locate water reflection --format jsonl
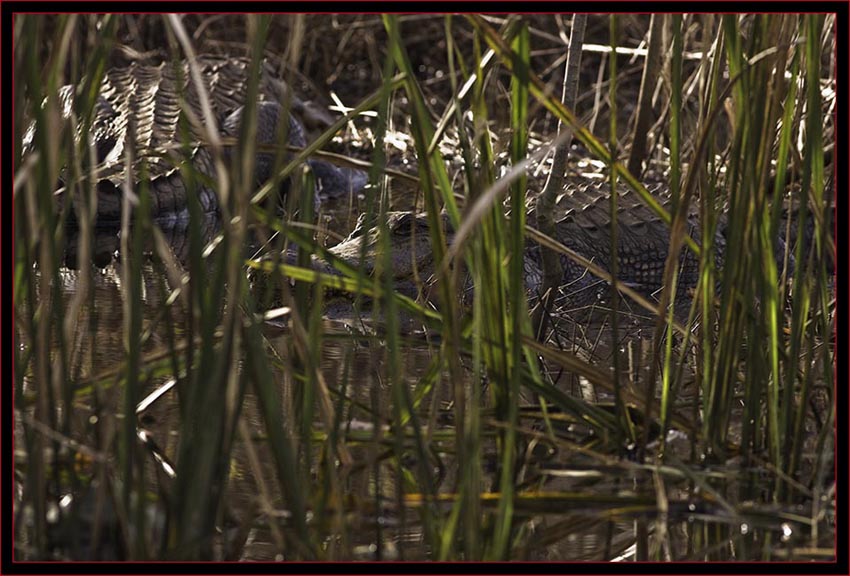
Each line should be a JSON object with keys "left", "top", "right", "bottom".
{"left": 17, "top": 203, "right": 834, "bottom": 561}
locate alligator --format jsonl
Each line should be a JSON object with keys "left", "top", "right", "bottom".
{"left": 293, "top": 176, "right": 832, "bottom": 318}
{"left": 22, "top": 55, "right": 367, "bottom": 228}
{"left": 301, "top": 180, "right": 704, "bottom": 314}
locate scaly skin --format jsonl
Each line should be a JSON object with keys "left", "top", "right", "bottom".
{"left": 24, "top": 56, "right": 366, "bottom": 227}
{"left": 315, "top": 180, "right": 712, "bottom": 310}
{"left": 309, "top": 176, "right": 828, "bottom": 314}
{"left": 527, "top": 178, "right": 714, "bottom": 309}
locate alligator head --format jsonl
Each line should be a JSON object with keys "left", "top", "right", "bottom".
{"left": 301, "top": 210, "right": 545, "bottom": 304}
{"left": 309, "top": 211, "right": 452, "bottom": 300}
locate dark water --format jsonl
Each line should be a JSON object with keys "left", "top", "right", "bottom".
{"left": 15, "top": 200, "right": 835, "bottom": 562}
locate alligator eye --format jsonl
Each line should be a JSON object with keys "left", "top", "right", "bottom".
{"left": 392, "top": 213, "right": 415, "bottom": 235}
{"left": 391, "top": 213, "right": 434, "bottom": 238}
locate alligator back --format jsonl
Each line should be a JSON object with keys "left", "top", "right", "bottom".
{"left": 527, "top": 178, "right": 711, "bottom": 309}
{"left": 27, "top": 56, "right": 353, "bottom": 227}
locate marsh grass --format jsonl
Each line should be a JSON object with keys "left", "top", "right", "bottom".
{"left": 13, "top": 13, "right": 835, "bottom": 561}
